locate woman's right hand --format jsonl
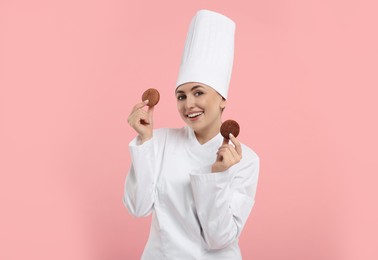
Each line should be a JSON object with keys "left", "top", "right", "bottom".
{"left": 127, "top": 100, "right": 154, "bottom": 144}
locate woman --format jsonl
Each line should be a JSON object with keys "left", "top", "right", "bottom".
{"left": 124, "top": 10, "right": 259, "bottom": 259}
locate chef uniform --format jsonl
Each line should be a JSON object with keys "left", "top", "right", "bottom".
{"left": 124, "top": 10, "right": 260, "bottom": 259}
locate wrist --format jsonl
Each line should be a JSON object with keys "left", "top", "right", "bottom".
{"left": 139, "top": 134, "right": 152, "bottom": 144}
{"left": 211, "top": 164, "right": 221, "bottom": 173}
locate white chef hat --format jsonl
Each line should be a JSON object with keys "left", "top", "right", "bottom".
{"left": 176, "top": 9, "right": 235, "bottom": 99}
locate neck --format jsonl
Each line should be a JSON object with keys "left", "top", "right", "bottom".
{"left": 194, "top": 121, "right": 222, "bottom": 144}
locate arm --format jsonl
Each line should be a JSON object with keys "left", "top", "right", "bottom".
{"left": 123, "top": 136, "right": 158, "bottom": 217}
{"left": 190, "top": 149, "right": 260, "bottom": 250}
{"left": 123, "top": 100, "right": 158, "bottom": 217}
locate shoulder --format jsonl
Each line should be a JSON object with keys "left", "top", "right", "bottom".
{"left": 233, "top": 142, "right": 260, "bottom": 176}
{"left": 152, "top": 126, "right": 188, "bottom": 142}
{"left": 150, "top": 127, "right": 188, "bottom": 152}
{"left": 153, "top": 126, "right": 186, "bottom": 136}
{"left": 232, "top": 142, "right": 260, "bottom": 184}
{"left": 240, "top": 142, "right": 259, "bottom": 163}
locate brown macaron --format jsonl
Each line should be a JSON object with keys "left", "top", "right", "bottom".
{"left": 142, "top": 88, "right": 160, "bottom": 107}
{"left": 220, "top": 120, "right": 240, "bottom": 139}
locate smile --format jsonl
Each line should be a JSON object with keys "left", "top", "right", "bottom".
{"left": 187, "top": 112, "right": 203, "bottom": 118}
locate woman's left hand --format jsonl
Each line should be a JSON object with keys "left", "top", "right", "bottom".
{"left": 212, "top": 134, "right": 242, "bottom": 173}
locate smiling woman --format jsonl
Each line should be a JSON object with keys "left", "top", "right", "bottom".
{"left": 176, "top": 83, "right": 226, "bottom": 144}
{"left": 124, "top": 9, "right": 260, "bottom": 259}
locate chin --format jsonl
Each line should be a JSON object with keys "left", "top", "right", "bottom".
{"left": 191, "top": 124, "right": 206, "bottom": 134}
{"left": 185, "top": 121, "right": 199, "bottom": 131}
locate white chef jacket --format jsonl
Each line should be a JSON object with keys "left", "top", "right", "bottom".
{"left": 123, "top": 126, "right": 259, "bottom": 259}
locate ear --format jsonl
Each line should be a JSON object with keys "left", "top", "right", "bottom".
{"left": 220, "top": 98, "right": 227, "bottom": 109}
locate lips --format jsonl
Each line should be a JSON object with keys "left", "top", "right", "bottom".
{"left": 187, "top": 112, "right": 203, "bottom": 118}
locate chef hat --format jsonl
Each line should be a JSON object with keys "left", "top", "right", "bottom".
{"left": 176, "top": 9, "right": 235, "bottom": 99}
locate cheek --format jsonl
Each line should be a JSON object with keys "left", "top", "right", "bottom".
{"left": 196, "top": 96, "right": 206, "bottom": 106}
{"left": 177, "top": 102, "right": 184, "bottom": 113}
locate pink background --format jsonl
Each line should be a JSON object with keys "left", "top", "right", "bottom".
{"left": 1, "top": 0, "right": 377, "bottom": 259}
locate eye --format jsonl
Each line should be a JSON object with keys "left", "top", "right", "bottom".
{"left": 194, "top": 91, "right": 204, "bottom": 97}
{"left": 177, "top": 94, "right": 186, "bottom": 101}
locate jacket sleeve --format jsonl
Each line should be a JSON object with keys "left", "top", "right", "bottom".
{"left": 123, "top": 134, "right": 160, "bottom": 218}
{"left": 189, "top": 149, "right": 260, "bottom": 250}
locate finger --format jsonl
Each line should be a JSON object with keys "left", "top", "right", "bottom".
{"left": 139, "top": 111, "right": 150, "bottom": 125}
{"left": 227, "top": 146, "right": 240, "bottom": 162}
{"left": 217, "top": 147, "right": 228, "bottom": 153}
{"left": 129, "top": 112, "right": 147, "bottom": 126}
{"left": 147, "top": 104, "right": 154, "bottom": 114}
{"left": 128, "top": 111, "right": 141, "bottom": 125}
{"left": 131, "top": 100, "right": 149, "bottom": 113}
{"left": 221, "top": 146, "right": 240, "bottom": 165}
{"left": 130, "top": 109, "right": 149, "bottom": 125}
{"left": 220, "top": 149, "right": 234, "bottom": 165}
{"left": 219, "top": 143, "right": 232, "bottom": 150}
{"left": 147, "top": 105, "right": 154, "bottom": 122}
{"left": 216, "top": 149, "right": 225, "bottom": 158}
{"left": 217, "top": 148, "right": 232, "bottom": 161}
{"left": 216, "top": 150, "right": 225, "bottom": 162}
{"left": 229, "top": 133, "right": 242, "bottom": 157}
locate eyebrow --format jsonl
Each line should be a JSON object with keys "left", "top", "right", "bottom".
{"left": 175, "top": 85, "right": 203, "bottom": 94}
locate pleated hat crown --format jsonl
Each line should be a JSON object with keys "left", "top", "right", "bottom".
{"left": 176, "top": 10, "right": 235, "bottom": 99}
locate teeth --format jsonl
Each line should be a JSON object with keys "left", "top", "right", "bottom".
{"left": 188, "top": 112, "right": 203, "bottom": 118}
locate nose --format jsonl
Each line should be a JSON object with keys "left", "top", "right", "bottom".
{"left": 184, "top": 95, "right": 195, "bottom": 110}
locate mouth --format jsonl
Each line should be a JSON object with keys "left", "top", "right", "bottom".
{"left": 186, "top": 111, "right": 204, "bottom": 120}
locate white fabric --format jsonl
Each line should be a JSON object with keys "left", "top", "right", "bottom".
{"left": 176, "top": 10, "right": 235, "bottom": 99}
{"left": 124, "top": 126, "right": 259, "bottom": 259}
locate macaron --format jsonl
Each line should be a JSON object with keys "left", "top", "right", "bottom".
{"left": 142, "top": 88, "right": 160, "bottom": 107}
{"left": 220, "top": 120, "right": 240, "bottom": 139}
